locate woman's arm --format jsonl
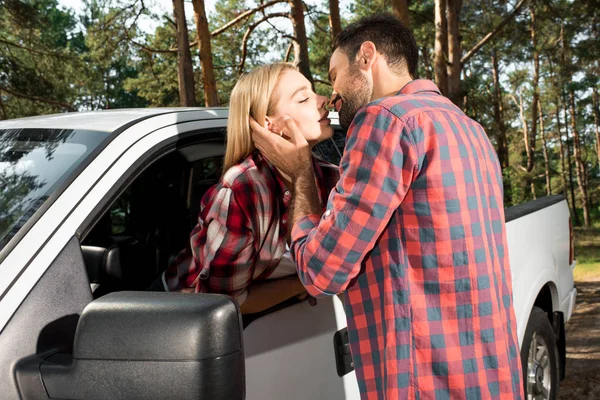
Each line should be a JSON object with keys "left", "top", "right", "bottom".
{"left": 191, "top": 186, "right": 257, "bottom": 303}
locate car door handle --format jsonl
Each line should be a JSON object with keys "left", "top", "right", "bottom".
{"left": 333, "top": 327, "right": 354, "bottom": 377}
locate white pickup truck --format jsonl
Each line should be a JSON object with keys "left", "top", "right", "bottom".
{"left": 0, "top": 109, "right": 577, "bottom": 400}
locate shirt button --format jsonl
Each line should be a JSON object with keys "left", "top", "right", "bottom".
{"left": 282, "top": 219, "right": 287, "bottom": 224}
{"left": 324, "top": 210, "right": 331, "bottom": 217}
{"left": 284, "top": 190, "right": 291, "bottom": 197}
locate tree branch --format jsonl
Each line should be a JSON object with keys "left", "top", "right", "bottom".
{"left": 211, "top": 0, "right": 287, "bottom": 37}
{"left": 461, "top": 0, "right": 528, "bottom": 64}
{"left": 101, "top": 1, "right": 139, "bottom": 28}
{"left": 129, "top": 40, "right": 171, "bottom": 53}
{"left": 238, "top": 12, "right": 290, "bottom": 73}
{"left": 305, "top": 8, "right": 329, "bottom": 35}
{"left": 285, "top": 42, "right": 293, "bottom": 62}
{"left": 313, "top": 79, "right": 332, "bottom": 87}
{"left": 164, "top": 16, "right": 176, "bottom": 28}
{"left": 0, "top": 85, "right": 75, "bottom": 111}
{"left": 0, "top": 37, "right": 73, "bottom": 58}
{"left": 260, "top": 5, "right": 292, "bottom": 38}
{"left": 129, "top": 38, "right": 199, "bottom": 54}
{"left": 0, "top": 91, "right": 8, "bottom": 120}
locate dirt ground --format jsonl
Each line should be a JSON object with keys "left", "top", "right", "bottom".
{"left": 557, "top": 280, "right": 600, "bottom": 399}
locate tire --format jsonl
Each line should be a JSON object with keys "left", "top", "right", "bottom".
{"left": 520, "top": 307, "right": 560, "bottom": 400}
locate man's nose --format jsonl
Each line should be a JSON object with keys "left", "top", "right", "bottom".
{"left": 328, "top": 92, "right": 339, "bottom": 110}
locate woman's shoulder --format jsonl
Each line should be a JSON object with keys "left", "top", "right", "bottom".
{"left": 221, "top": 152, "right": 274, "bottom": 190}
{"left": 199, "top": 153, "right": 278, "bottom": 222}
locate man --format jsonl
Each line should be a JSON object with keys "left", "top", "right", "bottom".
{"left": 251, "top": 14, "right": 523, "bottom": 400}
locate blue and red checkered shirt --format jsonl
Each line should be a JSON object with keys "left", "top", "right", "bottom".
{"left": 291, "top": 80, "right": 523, "bottom": 399}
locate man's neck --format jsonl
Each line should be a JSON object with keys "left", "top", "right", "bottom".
{"left": 371, "top": 74, "right": 413, "bottom": 101}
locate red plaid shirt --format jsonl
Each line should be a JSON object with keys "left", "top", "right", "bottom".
{"left": 163, "top": 152, "right": 337, "bottom": 304}
{"left": 292, "top": 80, "right": 523, "bottom": 399}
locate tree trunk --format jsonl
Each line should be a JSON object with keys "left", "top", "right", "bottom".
{"left": 391, "top": 0, "right": 410, "bottom": 28}
{"left": 461, "top": 67, "right": 468, "bottom": 113}
{"left": 491, "top": 47, "right": 508, "bottom": 169}
{"left": 510, "top": 91, "right": 532, "bottom": 172}
{"left": 563, "top": 92, "right": 579, "bottom": 226}
{"left": 0, "top": 91, "right": 7, "bottom": 119}
{"left": 447, "top": 0, "right": 462, "bottom": 105}
{"left": 434, "top": 0, "right": 448, "bottom": 95}
{"left": 538, "top": 99, "right": 551, "bottom": 195}
{"left": 559, "top": 22, "right": 579, "bottom": 226}
{"left": 527, "top": 0, "right": 539, "bottom": 172}
{"left": 192, "top": 0, "right": 219, "bottom": 106}
{"left": 491, "top": 49, "right": 510, "bottom": 205}
{"left": 173, "top": 0, "right": 196, "bottom": 106}
{"left": 289, "top": 0, "right": 313, "bottom": 86}
{"left": 328, "top": 0, "right": 342, "bottom": 44}
{"left": 555, "top": 100, "right": 572, "bottom": 217}
{"left": 568, "top": 89, "right": 591, "bottom": 227}
{"left": 421, "top": 46, "right": 433, "bottom": 80}
{"left": 593, "top": 87, "right": 600, "bottom": 167}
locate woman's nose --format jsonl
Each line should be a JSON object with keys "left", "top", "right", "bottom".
{"left": 317, "top": 94, "right": 327, "bottom": 109}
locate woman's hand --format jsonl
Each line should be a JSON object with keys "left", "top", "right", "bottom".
{"left": 250, "top": 116, "right": 313, "bottom": 180}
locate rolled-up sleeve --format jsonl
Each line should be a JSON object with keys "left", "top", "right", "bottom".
{"left": 291, "top": 105, "right": 418, "bottom": 296}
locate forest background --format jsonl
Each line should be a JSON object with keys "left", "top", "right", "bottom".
{"left": 1, "top": 0, "right": 599, "bottom": 231}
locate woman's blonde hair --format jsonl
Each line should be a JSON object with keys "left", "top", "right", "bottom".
{"left": 223, "top": 62, "right": 297, "bottom": 173}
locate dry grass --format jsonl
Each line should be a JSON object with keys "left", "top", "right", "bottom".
{"left": 573, "top": 226, "right": 600, "bottom": 282}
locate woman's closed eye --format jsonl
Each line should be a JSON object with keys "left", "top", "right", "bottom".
{"left": 299, "top": 97, "right": 309, "bottom": 104}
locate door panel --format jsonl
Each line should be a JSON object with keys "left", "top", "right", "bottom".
{"left": 244, "top": 295, "right": 360, "bottom": 400}
{"left": 0, "top": 237, "right": 92, "bottom": 398}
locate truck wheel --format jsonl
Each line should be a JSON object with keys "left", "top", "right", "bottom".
{"left": 521, "top": 307, "right": 560, "bottom": 400}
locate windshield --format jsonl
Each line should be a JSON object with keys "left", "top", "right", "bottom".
{"left": 0, "top": 128, "right": 110, "bottom": 252}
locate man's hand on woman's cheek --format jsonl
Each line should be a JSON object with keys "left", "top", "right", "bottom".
{"left": 250, "top": 116, "right": 313, "bottom": 179}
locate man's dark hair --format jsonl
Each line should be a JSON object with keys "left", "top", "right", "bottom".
{"left": 333, "top": 14, "right": 418, "bottom": 78}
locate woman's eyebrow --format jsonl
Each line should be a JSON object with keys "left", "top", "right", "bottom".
{"left": 290, "top": 85, "right": 309, "bottom": 99}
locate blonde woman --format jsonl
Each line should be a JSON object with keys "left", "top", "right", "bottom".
{"left": 160, "top": 63, "right": 338, "bottom": 313}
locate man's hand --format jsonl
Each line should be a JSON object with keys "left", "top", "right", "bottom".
{"left": 250, "top": 116, "right": 312, "bottom": 180}
{"left": 251, "top": 115, "right": 321, "bottom": 233}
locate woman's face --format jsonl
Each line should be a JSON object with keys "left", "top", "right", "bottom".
{"left": 267, "top": 70, "right": 333, "bottom": 146}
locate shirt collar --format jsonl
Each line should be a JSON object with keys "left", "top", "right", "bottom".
{"left": 397, "top": 79, "right": 441, "bottom": 96}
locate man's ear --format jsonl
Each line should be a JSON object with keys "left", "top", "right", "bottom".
{"left": 357, "top": 41, "right": 377, "bottom": 71}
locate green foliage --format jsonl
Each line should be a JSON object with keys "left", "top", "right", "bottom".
{"left": 0, "top": 0, "right": 81, "bottom": 117}
{"left": 208, "top": 0, "right": 277, "bottom": 105}
{"left": 125, "top": 22, "right": 180, "bottom": 107}
{"left": 305, "top": 3, "right": 335, "bottom": 96}
{"left": 0, "top": 0, "right": 598, "bottom": 225}
{"left": 77, "top": 0, "right": 148, "bottom": 109}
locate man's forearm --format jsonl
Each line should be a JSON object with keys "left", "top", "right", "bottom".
{"left": 291, "top": 164, "right": 322, "bottom": 226}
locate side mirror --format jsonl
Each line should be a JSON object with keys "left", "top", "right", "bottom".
{"left": 17, "top": 292, "right": 245, "bottom": 399}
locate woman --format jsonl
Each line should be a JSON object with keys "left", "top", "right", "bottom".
{"left": 161, "top": 63, "right": 338, "bottom": 313}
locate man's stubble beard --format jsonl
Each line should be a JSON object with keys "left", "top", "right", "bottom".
{"left": 339, "top": 65, "right": 372, "bottom": 131}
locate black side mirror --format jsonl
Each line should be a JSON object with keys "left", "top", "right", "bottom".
{"left": 16, "top": 292, "right": 245, "bottom": 400}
